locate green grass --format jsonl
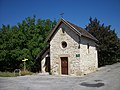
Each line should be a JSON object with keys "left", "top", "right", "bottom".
{"left": 0, "top": 71, "right": 14, "bottom": 77}
{"left": 0, "top": 70, "right": 33, "bottom": 77}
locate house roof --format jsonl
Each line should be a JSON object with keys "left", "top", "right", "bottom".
{"left": 36, "top": 44, "right": 50, "bottom": 61}
{"left": 46, "top": 18, "right": 98, "bottom": 42}
{"left": 36, "top": 18, "right": 98, "bottom": 61}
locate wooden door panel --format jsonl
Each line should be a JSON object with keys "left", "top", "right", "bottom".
{"left": 61, "top": 57, "right": 68, "bottom": 75}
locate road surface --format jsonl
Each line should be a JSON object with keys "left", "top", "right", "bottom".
{"left": 0, "top": 63, "right": 120, "bottom": 90}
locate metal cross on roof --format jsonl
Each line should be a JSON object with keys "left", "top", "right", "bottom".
{"left": 60, "top": 13, "right": 64, "bottom": 18}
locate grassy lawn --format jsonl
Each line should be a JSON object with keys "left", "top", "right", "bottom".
{"left": 0, "top": 71, "right": 33, "bottom": 77}
{"left": 0, "top": 72, "right": 14, "bottom": 77}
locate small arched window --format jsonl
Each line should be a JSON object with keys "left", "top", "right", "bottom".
{"left": 87, "top": 43, "right": 90, "bottom": 53}
{"left": 61, "top": 28, "right": 65, "bottom": 33}
{"left": 87, "top": 43, "right": 89, "bottom": 49}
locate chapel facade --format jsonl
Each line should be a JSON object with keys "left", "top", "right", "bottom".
{"left": 37, "top": 18, "right": 98, "bottom": 76}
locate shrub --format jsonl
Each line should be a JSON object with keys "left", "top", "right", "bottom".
{"left": 21, "top": 70, "right": 33, "bottom": 76}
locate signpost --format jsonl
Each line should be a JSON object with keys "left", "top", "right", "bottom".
{"left": 22, "top": 58, "right": 28, "bottom": 71}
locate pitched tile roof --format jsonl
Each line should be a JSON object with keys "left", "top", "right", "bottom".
{"left": 47, "top": 18, "right": 98, "bottom": 42}
{"left": 36, "top": 18, "right": 98, "bottom": 60}
{"left": 66, "top": 20, "right": 98, "bottom": 41}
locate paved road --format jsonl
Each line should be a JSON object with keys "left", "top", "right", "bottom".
{"left": 0, "top": 63, "right": 120, "bottom": 90}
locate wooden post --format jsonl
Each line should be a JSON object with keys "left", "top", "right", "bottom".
{"left": 24, "top": 61, "right": 26, "bottom": 72}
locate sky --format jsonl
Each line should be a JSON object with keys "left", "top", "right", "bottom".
{"left": 0, "top": 0, "right": 120, "bottom": 37}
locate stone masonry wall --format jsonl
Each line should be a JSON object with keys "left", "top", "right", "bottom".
{"left": 80, "top": 37, "right": 98, "bottom": 75}
{"left": 50, "top": 23, "right": 98, "bottom": 76}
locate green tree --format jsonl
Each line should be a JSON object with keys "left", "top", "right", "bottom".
{"left": 0, "top": 16, "right": 57, "bottom": 72}
{"left": 86, "top": 17, "right": 120, "bottom": 66}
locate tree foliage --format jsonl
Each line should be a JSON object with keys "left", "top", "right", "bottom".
{"left": 0, "top": 16, "right": 57, "bottom": 72}
{"left": 86, "top": 17, "right": 120, "bottom": 66}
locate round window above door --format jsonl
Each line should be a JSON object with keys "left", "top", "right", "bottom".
{"left": 61, "top": 41, "right": 67, "bottom": 48}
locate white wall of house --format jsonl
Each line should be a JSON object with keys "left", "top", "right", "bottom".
{"left": 80, "top": 37, "right": 98, "bottom": 74}
{"left": 41, "top": 49, "right": 50, "bottom": 73}
{"left": 41, "top": 57, "right": 46, "bottom": 73}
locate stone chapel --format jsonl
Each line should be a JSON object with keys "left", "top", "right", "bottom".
{"left": 37, "top": 18, "right": 98, "bottom": 76}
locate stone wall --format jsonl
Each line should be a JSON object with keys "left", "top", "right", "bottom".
{"left": 80, "top": 37, "right": 98, "bottom": 75}
{"left": 50, "top": 23, "right": 98, "bottom": 76}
